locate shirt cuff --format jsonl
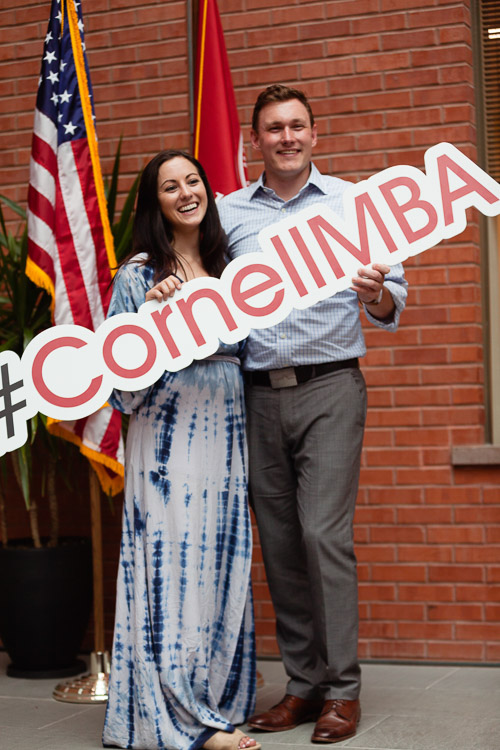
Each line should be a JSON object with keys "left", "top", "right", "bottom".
{"left": 363, "top": 279, "right": 408, "bottom": 331}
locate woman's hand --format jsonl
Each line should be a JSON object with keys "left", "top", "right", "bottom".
{"left": 145, "top": 275, "right": 183, "bottom": 302}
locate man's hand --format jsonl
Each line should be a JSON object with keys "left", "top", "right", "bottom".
{"left": 351, "top": 263, "right": 395, "bottom": 319}
{"left": 145, "top": 275, "right": 183, "bottom": 302}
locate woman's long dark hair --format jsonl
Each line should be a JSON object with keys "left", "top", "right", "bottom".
{"left": 120, "top": 150, "right": 227, "bottom": 281}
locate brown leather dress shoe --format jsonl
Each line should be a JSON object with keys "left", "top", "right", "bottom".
{"left": 311, "top": 699, "right": 361, "bottom": 743}
{"left": 247, "top": 694, "right": 324, "bottom": 732}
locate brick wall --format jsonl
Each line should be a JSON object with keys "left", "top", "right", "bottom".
{"left": 1, "top": 0, "right": 499, "bottom": 663}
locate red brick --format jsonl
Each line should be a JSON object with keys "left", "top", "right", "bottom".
{"left": 422, "top": 447, "right": 452, "bottom": 465}
{"left": 368, "top": 488, "right": 423, "bottom": 504}
{"left": 456, "top": 585, "right": 500, "bottom": 602}
{"left": 456, "top": 623, "right": 500, "bottom": 640}
{"left": 381, "top": 0, "right": 437, "bottom": 9}
{"left": 455, "top": 546, "right": 500, "bottom": 564}
{"left": 398, "top": 545, "right": 453, "bottom": 563}
{"left": 427, "top": 526, "right": 484, "bottom": 544}
{"left": 484, "top": 488, "right": 500, "bottom": 504}
{"left": 408, "top": 6, "right": 469, "bottom": 29}
{"left": 358, "top": 584, "right": 397, "bottom": 601}
{"left": 455, "top": 507, "right": 500, "bottom": 524}
{"left": 326, "top": 0, "right": 381, "bottom": 18}
{"left": 370, "top": 640, "right": 426, "bottom": 659}
{"left": 413, "top": 84, "right": 474, "bottom": 107}
{"left": 273, "top": 42, "right": 322, "bottom": 64}
{"left": 399, "top": 622, "right": 453, "bottom": 640}
{"left": 356, "top": 51, "right": 410, "bottom": 73}
{"left": 371, "top": 526, "right": 425, "bottom": 543}
{"left": 397, "top": 507, "right": 452, "bottom": 524}
{"left": 396, "top": 467, "right": 452, "bottom": 485}
{"left": 382, "top": 29, "right": 438, "bottom": 51}
{"left": 355, "top": 12, "right": 407, "bottom": 34}
{"left": 247, "top": 25, "right": 298, "bottom": 46}
{"left": 222, "top": 9, "right": 270, "bottom": 30}
{"left": 394, "top": 388, "right": 451, "bottom": 407}
{"left": 454, "top": 468, "right": 499, "bottom": 486}
{"left": 427, "top": 642, "right": 484, "bottom": 660}
{"left": 365, "top": 448, "right": 421, "bottom": 467}
{"left": 426, "top": 486, "right": 482, "bottom": 504}
{"left": 357, "top": 130, "right": 413, "bottom": 151}
{"left": 356, "top": 545, "right": 396, "bottom": 561}
{"left": 371, "top": 603, "right": 425, "bottom": 619}
{"left": 439, "top": 64, "right": 474, "bottom": 84}
{"left": 485, "top": 604, "right": 500, "bottom": 621}
{"left": 372, "top": 565, "right": 426, "bottom": 582}
{"left": 367, "top": 409, "right": 421, "bottom": 427}
{"left": 360, "top": 621, "right": 397, "bottom": 638}
{"left": 362, "top": 428, "right": 393, "bottom": 447}
{"left": 385, "top": 68, "right": 439, "bottom": 89}
{"left": 366, "top": 389, "right": 393, "bottom": 407}
{"left": 412, "top": 45, "right": 473, "bottom": 68}
{"left": 356, "top": 90, "right": 412, "bottom": 112}
{"left": 428, "top": 604, "right": 483, "bottom": 621}
{"left": 327, "top": 36, "right": 379, "bottom": 57}
{"left": 486, "top": 644, "right": 500, "bottom": 661}
{"left": 359, "top": 468, "right": 396, "bottom": 485}
{"left": 399, "top": 584, "right": 454, "bottom": 602}
{"left": 421, "top": 365, "right": 482, "bottom": 386}
{"left": 429, "top": 565, "right": 484, "bottom": 583}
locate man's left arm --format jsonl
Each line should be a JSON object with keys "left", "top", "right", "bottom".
{"left": 352, "top": 262, "right": 407, "bottom": 330}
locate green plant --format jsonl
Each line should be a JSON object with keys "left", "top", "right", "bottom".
{"left": 0, "top": 142, "right": 139, "bottom": 548}
{"left": 105, "top": 136, "right": 141, "bottom": 264}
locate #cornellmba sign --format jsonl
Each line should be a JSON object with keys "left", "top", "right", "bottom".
{"left": 2, "top": 142, "right": 500, "bottom": 456}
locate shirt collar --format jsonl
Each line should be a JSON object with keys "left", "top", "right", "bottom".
{"left": 249, "top": 162, "right": 327, "bottom": 200}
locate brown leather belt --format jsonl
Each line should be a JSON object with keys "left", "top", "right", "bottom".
{"left": 243, "top": 358, "right": 359, "bottom": 389}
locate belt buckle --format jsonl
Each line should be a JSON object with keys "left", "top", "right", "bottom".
{"left": 269, "top": 367, "right": 298, "bottom": 389}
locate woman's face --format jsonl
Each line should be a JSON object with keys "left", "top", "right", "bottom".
{"left": 157, "top": 157, "right": 208, "bottom": 232}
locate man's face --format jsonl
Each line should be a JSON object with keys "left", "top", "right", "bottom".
{"left": 250, "top": 99, "right": 317, "bottom": 183}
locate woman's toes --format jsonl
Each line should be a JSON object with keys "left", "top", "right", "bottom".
{"left": 238, "top": 736, "right": 257, "bottom": 749}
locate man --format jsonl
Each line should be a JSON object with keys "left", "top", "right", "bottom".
{"left": 218, "top": 84, "right": 407, "bottom": 744}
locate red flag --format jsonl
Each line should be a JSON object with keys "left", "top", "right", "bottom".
{"left": 26, "top": 0, "right": 124, "bottom": 494}
{"left": 193, "top": 0, "right": 248, "bottom": 199}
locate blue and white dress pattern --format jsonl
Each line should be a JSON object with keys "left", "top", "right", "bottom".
{"left": 102, "top": 258, "right": 256, "bottom": 750}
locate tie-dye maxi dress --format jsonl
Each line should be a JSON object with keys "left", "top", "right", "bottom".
{"left": 102, "top": 258, "right": 256, "bottom": 750}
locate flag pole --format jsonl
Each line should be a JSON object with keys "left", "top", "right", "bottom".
{"left": 187, "top": 0, "right": 195, "bottom": 140}
{"left": 53, "top": 467, "right": 110, "bottom": 703}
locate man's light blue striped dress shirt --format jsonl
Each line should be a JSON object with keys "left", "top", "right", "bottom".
{"left": 218, "top": 163, "right": 408, "bottom": 372}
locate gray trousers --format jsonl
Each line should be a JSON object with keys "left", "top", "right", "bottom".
{"left": 245, "top": 366, "right": 367, "bottom": 700}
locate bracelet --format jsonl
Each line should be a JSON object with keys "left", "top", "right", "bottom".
{"left": 366, "top": 287, "right": 384, "bottom": 306}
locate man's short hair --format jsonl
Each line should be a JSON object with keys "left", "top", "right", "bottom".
{"left": 251, "top": 84, "right": 315, "bottom": 132}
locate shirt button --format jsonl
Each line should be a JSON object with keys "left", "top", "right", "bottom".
{"left": 280, "top": 333, "right": 287, "bottom": 339}
{"left": 281, "top": 208, "right": 286, "bottom": 213}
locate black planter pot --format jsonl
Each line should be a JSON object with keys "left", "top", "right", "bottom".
{"left": 0, "top": 536, "right": 93, "bottom": 678}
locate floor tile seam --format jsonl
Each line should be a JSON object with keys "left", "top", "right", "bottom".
{"left": 361, "top": 709, "right": 500, "bottom": 720}
{"left": 423, "top": 666, "right": 460, "bottom": 690}
{"left": 0, "top": 694, "right": 60, "bottom": 702}
{"left": 38, "top": 705, "right": 97, "bottom": 730}
{"left": 342, "top": 713, "right": 393, "bottom": 746}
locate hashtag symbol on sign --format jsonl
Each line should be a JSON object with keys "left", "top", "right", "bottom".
{"left": 0, "top": 362, "right": 27, "bottom": 439}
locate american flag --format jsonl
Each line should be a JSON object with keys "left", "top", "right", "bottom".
{"left": 26, "top": 0, "right": 124, "bottom": 494}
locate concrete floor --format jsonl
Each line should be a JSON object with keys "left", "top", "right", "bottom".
{"left": 1, "top": 652, "right": 500, "bottom": 749}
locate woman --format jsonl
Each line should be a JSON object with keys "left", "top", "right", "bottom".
{"left": 102, "top": 151, "right": 258, "bottom": 750}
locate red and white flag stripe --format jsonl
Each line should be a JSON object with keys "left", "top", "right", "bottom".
{"left": 26, "top": 0, "right": 123, "bottom": 493}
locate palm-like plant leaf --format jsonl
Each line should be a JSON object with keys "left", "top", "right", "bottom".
{"left": 0, "top": 141, "right": 139, "bottom": 542}
{"left": 105, "top": 135, "right": 123, "bottom": 227}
